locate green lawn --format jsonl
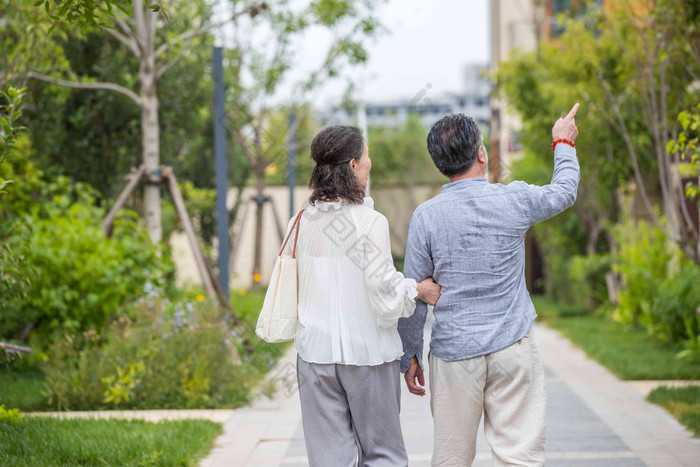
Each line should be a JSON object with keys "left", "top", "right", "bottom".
{"left": 0, "top": 416, "right": 222, "bottom": 466}
{"left": 532, "top": 296, "right": 700, "bottom": 380}
{"left": 0, "top": 366, "right": 48, "bottom": 412}
{"left": 647, "top": 386, "right": 700, "bottom": 437}
{"left": 532, "top": 295, "right": 700, "bottom": 437}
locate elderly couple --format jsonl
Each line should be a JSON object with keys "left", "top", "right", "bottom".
{"left": 275, "top": 105, "right": 580, "bottom": 466}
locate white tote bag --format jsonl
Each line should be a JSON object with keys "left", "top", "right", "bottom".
{"left": 255, "top": 209, "right": 304, "bottom": 343}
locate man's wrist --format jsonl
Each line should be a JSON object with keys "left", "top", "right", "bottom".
{"left": 410, "top": 356, "right": 419, "bottom": 366}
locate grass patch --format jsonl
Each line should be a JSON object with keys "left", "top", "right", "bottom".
{"left": 531, "top": 296, "right": 591, "bottom": 321}
{"left": 532, "top": 296, "right": 700, "bottom": 380}
{"left": 647, "top": 385, "right": 700, "bottom": 437}
{"left": 0, "top": 416, "right": 222, "bottom": 466}
{"left": 0, "top": 365, "right": 47, "bottom": 412}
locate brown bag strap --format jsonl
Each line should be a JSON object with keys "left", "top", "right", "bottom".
{"left": 278, "top": 209, "right": 305, "bottom": 257}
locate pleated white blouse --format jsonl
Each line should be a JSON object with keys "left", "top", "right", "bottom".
{"left": 278, "top": 196, "right": 418, "bottom": 366}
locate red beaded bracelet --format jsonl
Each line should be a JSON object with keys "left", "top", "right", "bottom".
{"left": 551, "top": 138, "right": 575, "bottom": 150}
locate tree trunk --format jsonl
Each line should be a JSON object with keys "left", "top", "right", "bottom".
{"left": 140, "top": 57, "right": 162, "bottom": 243}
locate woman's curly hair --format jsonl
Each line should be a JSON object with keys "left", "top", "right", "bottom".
{"left": 308, "top": 125, "right": 366, "bottom": 205}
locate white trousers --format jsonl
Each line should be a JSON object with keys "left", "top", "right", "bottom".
{"left": 428, "top": 327, "right": 546, "bottom": 466}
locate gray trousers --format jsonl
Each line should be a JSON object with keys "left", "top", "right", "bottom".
{"left": 296, "top": 355, "right": 409, "bottom": 467}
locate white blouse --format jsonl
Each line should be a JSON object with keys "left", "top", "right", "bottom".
{"left": 278, "top": 196, "right": 418, "bottom": 366}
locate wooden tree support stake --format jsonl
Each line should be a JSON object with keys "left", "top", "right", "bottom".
{"left": 102, "top": 165, "right": 146, "bottom": 237}
{"left": 162, "top": 166, "right": 217, "bottom": 300}
{"left": 102, "top": 165, "right": 235, "bottom": 308}
{"left": 0, "top": 342, "right": 32, "bottom": 356}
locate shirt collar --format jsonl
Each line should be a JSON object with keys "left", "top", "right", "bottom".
{"left": 441, "top": 177, "right": 488, "bottom": 193}
{"left": 313, "top": 196, "right": 375, "bottom": 211}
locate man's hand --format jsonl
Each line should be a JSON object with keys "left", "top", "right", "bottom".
{"left": 404, "top": 361, "right": 426, "bottom": 396}
{"left": 552, "top": 103, "right": 579, "bottom": 142}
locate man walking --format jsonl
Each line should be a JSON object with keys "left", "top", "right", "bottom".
{"left": 398, "top": 104, "right": 580, "bottom": 466}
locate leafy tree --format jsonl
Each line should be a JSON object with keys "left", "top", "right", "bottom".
{"left": 0, "top": 87, "right": 27, "bottom": 195}
{"left": 0, "top": 1, "right": 70, "bottom": 90}
{"left": 587, "top": 0, "right": 700, "bottom": 264}
{"left": 226, "top": 0, "right": 385, "bottom": 287}
{"left": 496, "top": 0, "right": 700, "bottom": 302}
{"left": 368, "top": 114, "right": 443, "bottom": 249}
{"left": 28, "top": 0, "right": 266, "bottom": 243}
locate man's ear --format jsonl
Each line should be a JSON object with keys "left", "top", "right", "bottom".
{"left": 478, "top": 145, "right": 487, "bottom": 163}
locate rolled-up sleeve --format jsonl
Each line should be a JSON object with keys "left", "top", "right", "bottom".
{"left": 364, "top": 214, "right": 418, "bottom": 328}
{"left": 398, "top": 210, "right": 434, "bottom": 372}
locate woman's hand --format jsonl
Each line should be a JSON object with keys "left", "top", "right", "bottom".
{"left": 416, "top": 278, "right": 441, "bottom": 306}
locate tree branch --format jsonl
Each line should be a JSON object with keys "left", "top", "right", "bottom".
{"left": 28, "top": 71, "right": 142, "bottom": 106}
{"left": 231, "top": 125, "right": 257, "bottom": 166}
{"left": 156, "top": 41, "right": 192, "bottom": 78}
{"left": 114, "top": 17, "right": 135, "bottom": 38}
{"left": 102, "top": 26, "right": 141, "bottom": 58}
{"left": 155, "top": 3, "right": 267, "bottom": 57}
{"left": 597, "top": 72, "right": 676, "bottom": 240}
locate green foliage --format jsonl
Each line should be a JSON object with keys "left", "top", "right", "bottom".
{"left": 40, "top": 290, "right": 285, "bottom": 410}
{"left": 647, "top": 385, "right": 700, "bottom": 437}
{"left": 613, "top": 219, "right": 700, "bottom": 355}
{"left": 260, "top": 107, "right": 318, "bottom": 187}
{"left": 32, "top": 0, "right": 133, "bottom": 31}
{"left": 0, "top": 176, "right": 167, "bottom": 345}
{"left": 0, "top": 1, "right": 71, "bottom": 89}
{"left": 668, "top": 103, "right": 700, "bottom": 204}
{"left": 0, "top": 405, "right": 25, "bottom": 424}
{"left": 367, "top": 113, "right": 443, "bottom": 186}
{"left": 0, "top": 87, "right": 26, "bottom": 195}
{"left": 569, "top": 253, "right": 611, "bottom": 308}
{"left": 228, "top": 0, "right": 384, "bottom": 184}
{"left": 0, "top": 417, "right": 221, "bottom": 466}
{"left": 613, "top": 219, "right": 673, "bottom": 326}
{"left": 23, "top": 5, "right": 216, "bottom": 200}
{"left": 496, "top": 0, "right": 700, "bottom": 304}
{"left": 548, "top": 313, "right": 700, "bottom": 380}
{"left": 0, "top": 366, "right": 47, "bottom": 412}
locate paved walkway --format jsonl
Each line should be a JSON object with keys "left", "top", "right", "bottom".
{"left": 201, "top": 316, "right": 700, "bottom": 466}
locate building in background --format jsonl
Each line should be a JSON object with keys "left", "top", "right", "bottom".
{"left": 489, "top": 0, "right": 541, "bottom": 183}
{"left": 327, "top": 63, "right": 490, "bottom": 131}
{"left": 489, "top": 0, "right": 603, "bottom": 182}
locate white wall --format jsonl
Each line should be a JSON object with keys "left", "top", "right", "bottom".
{"left": 170, "top": 184, "right": 443, "bottom": 290}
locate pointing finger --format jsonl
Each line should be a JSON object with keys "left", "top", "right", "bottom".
{"left": 565, "top": 103, "right": 580, "bottom": 120}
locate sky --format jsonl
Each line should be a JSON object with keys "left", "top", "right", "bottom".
{"left": 215, "top": 0, "right": 490, "bottom": 108}
{"left": 345, "top": 0, "right": 490, "bottom": 103}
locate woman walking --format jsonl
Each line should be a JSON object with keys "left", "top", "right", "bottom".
{"left": 278, "top": 125, "right": 440, "bottom": 466}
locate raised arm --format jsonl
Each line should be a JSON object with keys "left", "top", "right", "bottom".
{"left": 524, "top": 103, "right": 581, "bottom": 225}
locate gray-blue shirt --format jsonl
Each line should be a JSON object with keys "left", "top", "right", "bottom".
{"left": 398, "top": 145, "right": 580, "bottom": 372}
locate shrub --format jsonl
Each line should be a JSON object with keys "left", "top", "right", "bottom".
{"left": 0, "top": 177, "right": 169, "bottom": 347}
{"left": 569, "top": 253, "right": 612, "bottom": 309}
{"left": 613, "top": 219, "right": 672, "bottom": 327}
{"left": 40, "top": 294, "right": 282, "bottom": 410}
{"left": 613, "top": 219, "right": 700, "bottom": 355}
{"left": 0, "top": 405, "right": 24, "bottom": 424}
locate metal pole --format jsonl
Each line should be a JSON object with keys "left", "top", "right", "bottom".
{"left": 288, "top": 112, "right": 296, "bottom": 218}
{"left": 213, "top": 45, "right": 230, "bottom": 301}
